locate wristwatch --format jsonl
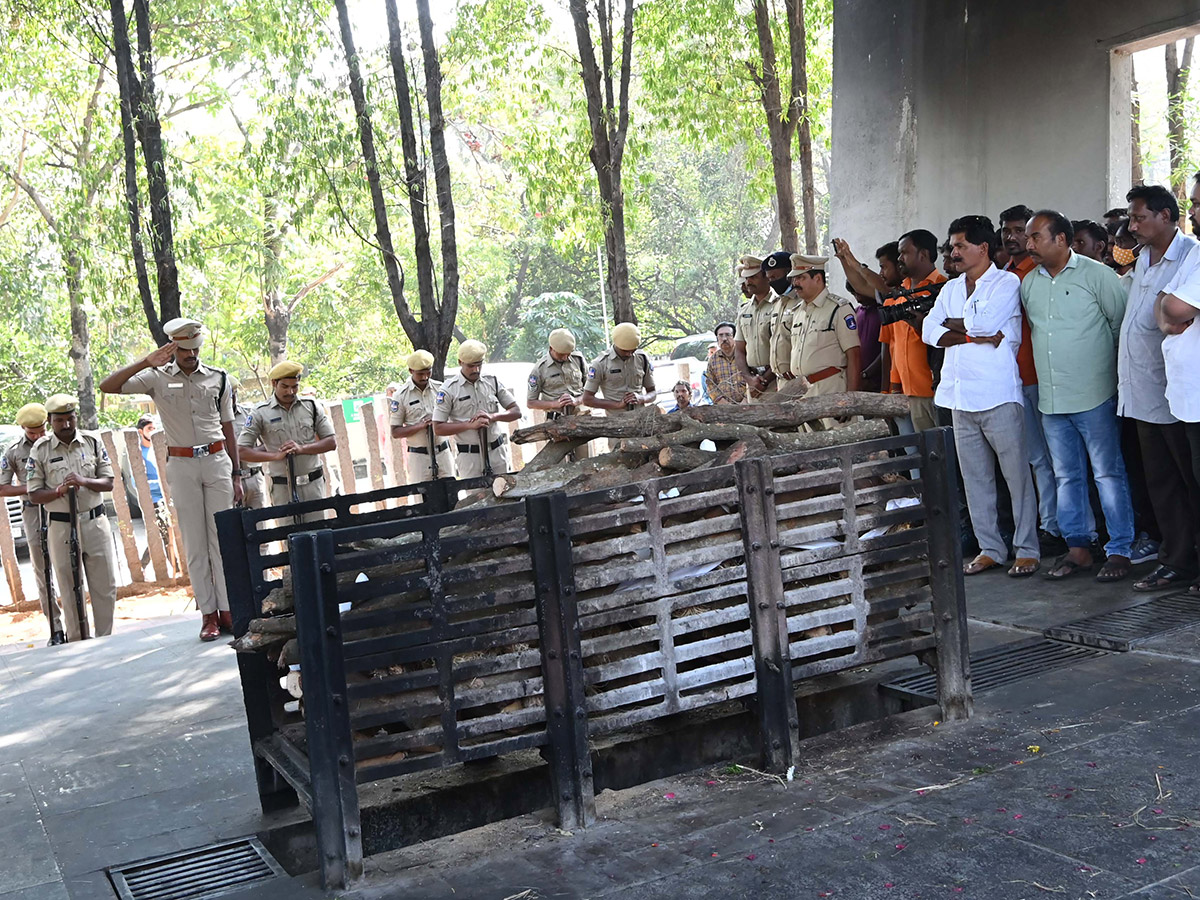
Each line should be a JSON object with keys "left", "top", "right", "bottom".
{"left": 234, "top": 468, "right": 248, "bottom": 477}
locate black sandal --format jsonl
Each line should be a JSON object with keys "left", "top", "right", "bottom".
{"left": 1133, "top": 565, "right": 1191, "bottom": 592}
{"left": 1095, "top": 555, "right": 1132, "bottom": 583}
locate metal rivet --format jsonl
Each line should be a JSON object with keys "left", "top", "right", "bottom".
{"left": 339, "top": 755, "right": 349, "bottom": 766}
{"left": 747, "top": 485, "right": 756, "bottom": 494}
{"left": 772, "top": 739, "right": 782, "bottom": 749}
{"left": 320, "top": 563, "right": 332, "bottom": 574}
{"left": 575, "top": 709, "right": 586, "bottom": 719}
{"left": 758, "top": 601, "right": 768, "bottom": 610}
{"left": 538, "top": 526, "right": 548, "bottom": 534}
{"left": 548, "top": 650, "right": 558, "bottom": 659}
{"left": 942, "top": 613, "right": 952, "bottom": 622}
{"left": 332, "top": 694, "right": 342, "bottom": 706}
{"left": 770, "top": 540, "right": 779, "bottom": 549}
{"left": 562, "top": 791, "right": 572, "bottom": 800}
{"left": 557, "top": 529, "right": 567, "bottom": 538}
{"left": 752, "top": 541, "right": 762, "bottom": 550}
{"left": 326, "top": 626, "right": 337, "bottom": 636}
{"left": 929, "top": 452, "right": 941, "bottom": 462}
{"left": 937, "top": 559, "right": 949, "bottom": 569}
{"left": 776, "top": 601, "right": 785, "bottom": 609}
{"left": 554, "top": 709, "right": 564, "bottom": 718}
{"left": 764, "top": 487, "right": 774, "bottom": 495}
{"left": 569, "top": 651, "right": 579, "bottom": 660}
{"left": 348, "top": 827, "right": 360, "bottom": 837}
{"left": 789, "top": 719, "right": 798, "bottom": 728}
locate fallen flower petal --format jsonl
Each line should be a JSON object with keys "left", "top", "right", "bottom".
{"left": 664, "top": 792, "right": 676, "bottom": 800}
{"left": 879, "top": 824, "right": 892, "bottom": 830}
{"left": 745, "top": 854, "right": 757, "bottom": 861}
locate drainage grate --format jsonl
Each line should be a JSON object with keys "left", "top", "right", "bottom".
{"left": 882, "top": 638, "right": 1110, "bottom": 701}
{"left": 1044, "top": 592, "right": 1200, "bottom": 652}
{"left": 108, "top": 837, "right": 286, "bottom": 900}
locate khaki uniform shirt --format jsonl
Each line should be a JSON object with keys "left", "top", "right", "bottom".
{"left": 584, "top": 347, "right": 655, "bottom": 402}
{"left": 789, "top": 289, "right": 860, "bottom": 378}
{"left": 735, "top": 291, "right": 777, "bottom": 369}
{"left": 119, "top": 361, "right": 234, "bottom": 446}
{"left": 528, "top": 351, "right": 587, "bottom": 406}
{"left": 1, "top": 436, "right": 36, "bottom": 490}
{"left": 770, "top": 293, "right": 804, "bottom": 377}
{"left": 25, "top": 431, "right": 113, "bottom": 515}
{"left": 237, "top": 396, "right": 335, "bottom": 481}
{"left": 389, "top": 378, "right": 443, "bottom": 449}
{"left": 432, "top": 371, "right": 517, "bottom": 446}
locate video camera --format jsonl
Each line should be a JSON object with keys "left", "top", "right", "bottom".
{"left": 876, "top": 281, "right": 947, "bottom": 326}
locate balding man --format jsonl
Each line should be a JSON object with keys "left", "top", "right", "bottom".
{"left": 583, "top": 322, "right": 657, "bottom": 411}
{"left": 528, "top": 329, "right": 588, "bottom": 420}
{"left": 433, "top": 341, "right": 521, "bottom": 479}
{"left": 99, "top": 317, "right": 243, "bottom": 641}
{"left": 0, "top": 402, "right": 64, "bottom": 644}
{"left": 237, "top": 361, "right": 336, "bottom": 518}
{"left": 26, "top": 394, "right": 117, "bottom": 641}
{"left": 390, "top": 350, "right": 456, "bottom": 482}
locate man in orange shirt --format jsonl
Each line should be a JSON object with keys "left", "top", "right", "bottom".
{"left": 1001, "top": 204, "right": 1065, "bottom": 552}
{"left": 880, "top": 230, "right": 944, "bottom": 432}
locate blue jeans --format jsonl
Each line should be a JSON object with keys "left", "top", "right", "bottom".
{"left": 1022, "top": 384, "right": 1058, "bottom": 535}
{"left": 1040, "top": 395, "right": 1135, "bottom": 558}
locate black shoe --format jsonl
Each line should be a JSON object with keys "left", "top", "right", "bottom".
{"left": 48, "top": 631, "right": 67, "bottom": 646}
{"left": 1038, "top": 530, "right": 1067, "bottom": 556}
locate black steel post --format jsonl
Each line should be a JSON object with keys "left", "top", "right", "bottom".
{"left": 67, "top": 487, "right": 89, "bottom": 640}
{"left": 527, "top": 492, "right": 595, "bottom": 829}
{"left": 919, "top": 426, "right": 973, "bottom": 721}
{"left": 291, "top": 528, "right": 363, "bottom": 888}
{"left": 735, "top": 456, "right": 801, "bottom": 771}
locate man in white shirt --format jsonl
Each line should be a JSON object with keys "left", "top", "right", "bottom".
{"left": 1119, "top": 184, "right": 1200, "bottom": 592}
{"left": 922, "top": 215, "right": 1039, "bottom": 578}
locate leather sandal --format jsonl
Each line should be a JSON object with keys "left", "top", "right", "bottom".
{"left": 1095, "top": 555, "right": 1132, "bottom": 583}
{"left": 963, "top": 554, "right": 1000, "bottom": 576}
{"left": 1132, "top": 565, "right": 1191, "bottom": 592}
{"left": 1045, "top": 554, "right": 1093, "bottom": 579}
{"left": 1007, "top": 557, "right": 1041, "bottom": 577}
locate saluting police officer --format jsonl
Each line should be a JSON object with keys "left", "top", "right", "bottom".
{"left": 527, "top": 328, "right": 588, "bottom": 419}
{"left": 0, "top": 403, "right": 65, "bottom": 645}
{"left": 433, "top": 341, "right": 521, "bottom": 479}
{"left": 237, "top": 362, "right": 337, "bottom": 519}
{"left": 231, "top": 389, "right": 266, "bottom": 508}
{"left": 734, "top": 254, "right": 779, "bottom": 403}
{"left": 582, "top": 322, "right": 657, "bottom": 411}
{"left": 390, "top": 350, "right": 456, "bottom": 483}
{"left": 788, "top": 255, "right": 861, "bottom": 426}
{"left": 25, "top": 395, "right": 118, "bottom": 642}
{"left": 99, "top": 317, "right": 243, "bottom": 642}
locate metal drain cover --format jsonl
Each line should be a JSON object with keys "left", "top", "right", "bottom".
{"left": 108, "top": 837, "right": 286, "bottom": 900}
{"left": 883, "top": 638, "right": 1109, "bottom": 701}
{"left": 1044, "top": 592, "right": 1200, "bottom": 651}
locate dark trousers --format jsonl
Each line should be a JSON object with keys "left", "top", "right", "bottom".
{"left": 1137, "top": 420, "right": 1200, "bottom": 576}
{"left": 1123, "top": 417, "right": 1160, "bottom": 542}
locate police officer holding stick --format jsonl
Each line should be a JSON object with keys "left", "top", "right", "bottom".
{"left": 25, "top": 394, "right": 118, "bottom": 642}
{"left": 390, "top": 350, "right": 456, "bottom": 483}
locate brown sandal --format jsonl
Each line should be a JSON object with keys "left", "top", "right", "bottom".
{"left": 1007, "top": 557, "right": 1041, "bottom": 577}
{"left": 963, "top": 554, "right": 1000, "bottom": 576}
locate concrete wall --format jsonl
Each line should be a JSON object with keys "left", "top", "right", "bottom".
{"left": 829, "top": 0, "right": 1200, "bottom": 272}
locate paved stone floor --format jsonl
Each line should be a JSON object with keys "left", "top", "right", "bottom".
{"left": 3, "top": 558, "right": 1200, "bottom": 900}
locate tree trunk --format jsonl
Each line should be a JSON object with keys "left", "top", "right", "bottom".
{"left": 65, "top": 248, "right": 98, "bottom": 429}
{"left": 1166, "top": 38, "right": 1194, "bottom": 205}
{"left": 384, "top": 0, "right": 437, "bottom": 362}
{"left": 262, "top": 197, "right": 289, "bottom": 367}
{"left": 130, "top": 0, "right": 181, "bottom": 325}
{"left": 568, "top": 0, "right": 636, "bottom": 325}
{"left": 416, "top": 0, "right": 459, "bottom": 365}
{"left": 109, "top": 0, "right": 162, "bottom": 344}
{"left": 334, "top": 0, "right": 420, "bottom": 350}
{"left": 788, "top": 0, "right": 817, "bottom": 254}
{"left": 752, "top": 0, "right": 799, "bottom": 252}
{"left": 1131, "top": 70, "right": 1144, "bottom": 187}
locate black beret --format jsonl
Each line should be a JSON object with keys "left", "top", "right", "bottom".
{"left": 762, "top": 250, "right": 791, "bottom": 270}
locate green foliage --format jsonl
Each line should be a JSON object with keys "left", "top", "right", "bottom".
{"left": 507, "top": 292, "right": 608, "bottom": 363}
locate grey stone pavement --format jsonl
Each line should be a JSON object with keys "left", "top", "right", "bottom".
{"left": 2, "top": 558, "right": 1200, "bottom": 900}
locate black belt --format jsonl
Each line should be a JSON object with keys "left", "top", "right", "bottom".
{"left": 271, "top": 467, "right": 324, "bottom": 486}
{"left": 457, "top": 435, "right": 507, "bottom": 454}
{"left": 50, "top": 504, "right": 104, "bottom": 523}
{"left": 410, "top": 441, "right": 449, "bottom": 455}
{"left": 245, "top": 466, "right": 262, "bottom": 477}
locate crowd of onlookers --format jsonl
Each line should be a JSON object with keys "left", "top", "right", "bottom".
{"left": 702, "top": 176, "right": 1200, "bottom": 587}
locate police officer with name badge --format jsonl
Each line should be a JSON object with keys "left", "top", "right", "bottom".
{"left": 99, "top": 316, "right": 243, "bottom": 642}
{"left": 433, "top": 341, "right": 521, "bottom": 479}
{"left": 237, "top": 361, "right": 336, "bottom": 520}
{"left": 582, "top": 322, "right": 657, "bottom": 412}
{"left": 528, "top": 328, "right": 588, "bottom": 420}
{"left": 788, "top": 254, "right": 860, "bottom": 427}
{"left": 734, "top": 254, "right": 779, "bottom": 403}
{"left": 26, "top": 395, "right": 118, "bottom": 641}
{"left": 1, "top": 403, "right": 65, "bottom": 644}
{"left": 390, "top": 350, "right": 456, "bottom": 482}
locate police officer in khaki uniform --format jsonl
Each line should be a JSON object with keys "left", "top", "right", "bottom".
{"left": 0, "top": 403, "right": 65, "bottom": 644}
{"left": 238, "top": 362, "right": 337, "bottom": 519}
{"left": 788, "top": 255, "right": 861, "bottom": 425}
{"left": 582, "top": 322, "right": 657, "bottom": 411}
{"left": 433, "top": 341, "right": 521, "bottom": 479}
{"left": 100, "top": 317, "right": 243, "bottom": 642}
{"left": 231, "top": 391, "right": 266, "bottom": 508}
{"left": 390, "top": 350, "right": 456, "bottom": 482}
{"left": 763, "top": 251, "right": 806, "bottom": 400}
{"left": 25, "top": 395, "right": 118, "bottom": 642}
{"left": 528, "top": 329, "right": 588, "bottom": 419}
{"left": 734, "top": 255, "right": 778, "bottom": 402}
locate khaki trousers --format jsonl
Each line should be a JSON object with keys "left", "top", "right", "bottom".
{"left": 909, "top": 396, "right": 938, "bottom": 432}
{"left": 241, "top": 470, "right": 267, "bottom": 508}
{"left": 268, "top": 474, "right": 327, "bottom": 524}
{"left": 455, "top": 436, "right": 511, "bottom": 479}
{"left": 405, "top": 447, "right": 457, "bottom": 483}
{"left": 21, "top": 503, "right": 62, "bottom": 630}
{"left": 746, "top": 379, "right": 779, "bottom": 404}
{"left": 47, "top": 513, "right": 116, "bottom": 641}
{"left": 803, "top": 370, "right": 848, "bottom": 431}
{"left": 165, "top": 451, "right": 233, "bottom": 614}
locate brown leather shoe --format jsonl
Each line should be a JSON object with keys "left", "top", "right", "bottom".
{"left": 217, "top": 610, "right": 233, "bottom": 634}
{"left": 199, "top": 612, "right": 220, "bottom": 642}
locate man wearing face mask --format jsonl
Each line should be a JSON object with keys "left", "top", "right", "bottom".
{"left": 764, "top": 250, "right": 805, "bottom": 393}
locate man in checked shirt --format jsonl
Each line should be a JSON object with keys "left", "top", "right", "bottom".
{"left": 704, "top": 322, "right": 747, "bottom": 405}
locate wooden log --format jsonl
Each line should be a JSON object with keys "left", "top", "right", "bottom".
{"left": 492, "top": 451, "right": 656, "bottom": 499}
{"left": 0, "top": 495, "right": 26, "bottom": 605}
{"left": 149, "top": 431, "right": 187, "bottom": 579}
{"left": 658, "top": 446, "right": 717, "bottom": 471}
{"left": 521, "top": 438, "right": 588, "bottom": 473}
{"left": 513, "top": 392, "right": 907, "bottom": 444}
{"left": 121, "top": 429, "right": 167, "bottom": 581}
{"left": 102, "top": 430, "right": 144, "bottom": 582}
{"left": 331, "top": 402, "right": 357, "bottom": 495}
{"left": 361, "top": 400, "right": 387, "bottom": 493}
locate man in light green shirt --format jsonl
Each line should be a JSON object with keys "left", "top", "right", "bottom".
{"left": 1021, "top": 210, "right": 1134, "bottom": 583}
